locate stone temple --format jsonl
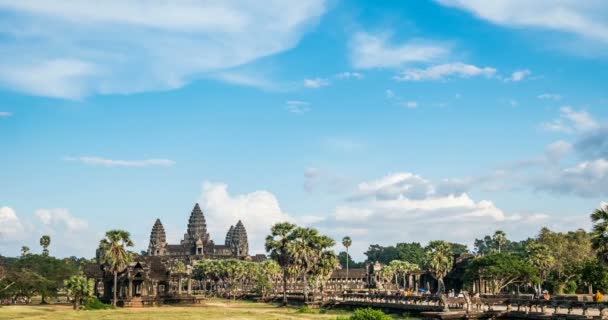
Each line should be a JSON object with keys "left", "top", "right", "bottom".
{"left": 85, "top": 203, "right": 261, "bottom": 306}
{"left": 147, "top": 203, "right": 248, "bottom": 258}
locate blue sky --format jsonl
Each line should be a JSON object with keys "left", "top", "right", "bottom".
{"left": 1, "top": 0, "right": 607, "bottom": 260}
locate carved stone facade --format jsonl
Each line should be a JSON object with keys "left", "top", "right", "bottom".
{"left": 86, "top": 203, "right": 255, "bottom": 306}
{"left": 147, "top": 203, "right": 248, "bottom": 259}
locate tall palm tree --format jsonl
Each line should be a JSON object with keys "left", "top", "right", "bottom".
{"left": 390, "top": 260, "right": 420, "bottom": 289}
{"left": 265, "top": 222, "right": 296, "bottom": 305}
{"left": 492, "top": 230, "right": 507, "bottom": 253}
{"left": 342, "top": 236, "right": 352, "bottom": 280}
{"left": 424, "top": 240, "right": 453, "bottom": 295}
{"left": 20, "top": 246, "right": 30, "bottom": 257}
{"left": 525, "top": 241, "right": 555, "bottom": 294}
{"left": 40, "top": 235, "right": 51, "bottom": 256}
{"left": 98, "top": 230, "right": 134, "bottom": 306}
{"left": 591, "top": 204, "right": 608, "bottom": 265}
{"left": 291, "top": 227, "right": 335, "bottom": 302}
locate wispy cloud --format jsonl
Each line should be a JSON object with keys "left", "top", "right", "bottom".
{"left": 285, "top": 100, "right": 311, "bottom": 114}
{"left": 0, "top": 111, "right": 12, "bottom": 118}
{"left": 541, "top": 106, "right": 598, "bottom": 134}
{"left": 538, "top": 93, "right": 562, "bottom": 101}
{"left": 505, "top": 69, "right": 531, "bottom": 82}
{"left": 0, "top": 1, "right": 327, "bottom": 99}
{"left": 394, "top": 62, "right": 496, "bottom": 81}
{"left": 65, "top": 156, "right": 175, "bottom": 167}
{"left": 435, "top": 0, "right": 608, "bottom": 43}
{"left": 36, "top": 208, "right": 88, "bottom": 232}
{"left": 303, "top": 78, "right": 329, "bottom": 88}
{"left": 335, "top": 72, "right": 364, "bottom": 80}
{"left": 350, "top": 32, "right": 449, "bottom": 69}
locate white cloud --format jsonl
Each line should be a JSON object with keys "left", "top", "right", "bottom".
{"left": 538, "top": 93, "right": 562, "bottom": 101}
{"left": 210, "top": 71, "right": 279, "bottom": 91}
{"left": 541, "top": 106, "right": 599, "bottom": 133}
{"left": 285, "top": 100, "right": 311, "bottom": 114}
{"left": 303, "top": 77, "right": 329, "bottom": 88}
{"left": 350, "top": 32, "right": 448, "bottom": 69}
{"left": 311, "top": 172, "right": 564, "bottom": 257}
{"left": 35, "top": 208, "right": 88, "bottom": 232}
{"left": 65, "top": 156, "right": 175, "bottom": 167}
{"left": 352, "top": 172, "right": 435, "bottom": 201}
{"left": 0, "top": 111, "right": 12, "bottom": 118}
{"left": 0, "top": 206, "right": 24, "bottom": 240}
{"left": 394, "top": 62, "right": 496, "bottom": 81}
{"left": 335, "top": 72, "right": 364, "bottom": 80}
{"left": 0, "top": 1, "right": 326, "bottom": 98}
{"left": 200, "top": 181, "right": 294, "bottom": 254}
{"left": 403, "top": 101, "right": 418, "bottom": 108}
{"left": 435, "top": 0, "right": 608, "bottom": 43}
{"left": 533, "top": 159, "right": 608, "bottom": 197}
{"left": 506, "top": 69, "right": 531, "bottom": 82}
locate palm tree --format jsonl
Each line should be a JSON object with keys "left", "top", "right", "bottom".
{"left": 390, "top": 260, "right": 420, "bottom": 289}
{"left": 424, "top": 240, "right": 453, "bottom": 295}
{"left": 493, "top": 230, "right": 507, "bottom": 253}
{"left": 40, "top": 235, "right": 51, "bottom": 256}
{"left": 342, "top": 236, "right": 352, "bottom": 280}
{"left": 20, "top": 246, "right": 30, "bottom": 257}
{"left": 291, "top": 227, "right": 335, "bottom": 302}
{"left": 98, "top": 230, "right": 134, "bottom": 306}
{"left": 591, "top": 204, "right": 608, "bottom": 265}
{"left": 265, "top": 222, "right": 296, "bottom": 305}
{"left": 526, "top": 241, "right": 555, "bottom": 294}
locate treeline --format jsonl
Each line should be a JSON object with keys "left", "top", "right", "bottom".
{"left": 0, "top": 235, "right": 95, "bottom": 308}
{"left": 341, "top": 209, "right": 608, "bottom": 295}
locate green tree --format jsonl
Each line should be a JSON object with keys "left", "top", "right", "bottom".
{"left": 39, "top": 235, "right": 51, "bottom": 257}
{"left": 493, "top": 230, "right": 507, "bottom": 254}
{"left": 525, "top": 241, "right": 555, "bottom": 293}
{"left": 591, "top": 204, "right": 608, "bottom": 265}
{"left": 265, "top": 222, "right": 297, "bottom": 305}
{"left": 538, "top": 227, "right": 593, "bottom": 294}
{"left": 20, "top": 246, "right": 30, "bottom": 257}
{"left": 364, "top": 244, "right": 400, "bottom": 264}
{"left": 310, "top": 250, "right": 337, "bottom": 300}
{"left": 342, "top": 236, "right": 352, "bottom": 279}
{"left": 64, "top": 273, "right": 94, "bottom": 309}
{"left": 448, "top": 242, "right": 469, "bottom": 255}
{"left": 98, "top": 230, "right": 133, "bottom": 307}
{"left": 389, "top": 260, "right": 420, "bottom": 289}
{"left": 465, "top": 253, "right": 537, "bottom": 294}
{"left": 424, "top": 241, "right": 453, "bottom": 294}
{"left": 256, "top": 259, "right": 281, "bottom": 298}
{"left": 395, "top": 242, "right": 426, "bottom": 266}
{"left": 1, "top": 254, "right": 76, "bottom": 303}
{"left": 379, "top": 264, "right": 395, "bottom": 289}
{"left": 291, "top": 227, "right": 335, "bottom": 302}
{"left": 338, "top": 252, "right": 363, "bottom": 269}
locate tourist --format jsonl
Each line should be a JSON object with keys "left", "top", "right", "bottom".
{"left": 595, "top": 290, "right": 604, "bottom": 302}
{"left": 542, "top": 290, "right": 550, "bottom": 301}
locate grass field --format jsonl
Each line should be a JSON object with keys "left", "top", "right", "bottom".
{"left": 0, "top": 299, "right": 358, "bottom": 320}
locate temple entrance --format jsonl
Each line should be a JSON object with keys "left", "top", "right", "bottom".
{"left": 133, "top": 279, "right": 144, "bottom": 297}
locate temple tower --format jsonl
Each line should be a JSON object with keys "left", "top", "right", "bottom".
{"left": 225, "top": 225, "right": 234, "bottom": 245}
{"left": 229, "top": 220, "right": 249, "bottom": 258}
{"left": 182, "top": 203, "right": 210, "bottom": 255}
{"left": 148, "top": 218, "right": 167, "bottom": 256}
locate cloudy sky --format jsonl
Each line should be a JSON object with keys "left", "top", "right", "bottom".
{"left": 1, "top": 1, "right": 607, "bottom": 260}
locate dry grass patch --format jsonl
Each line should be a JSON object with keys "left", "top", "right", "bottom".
{"left": 0, "top": 299, "right": 349, "bottom": 320}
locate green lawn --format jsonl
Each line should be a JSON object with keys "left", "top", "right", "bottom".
{"left": 0, "top": 299, "right": 354, "bottom": 320}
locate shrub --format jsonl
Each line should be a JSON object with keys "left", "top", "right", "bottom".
{"left": 83, "top": 296, "right": 112, "bottom": 310}
{"left": 296, "top": 305, "right": 315, "bottom": 313}
{"left": 350, "top": 308, "right": 392, "bottom": 320}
